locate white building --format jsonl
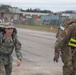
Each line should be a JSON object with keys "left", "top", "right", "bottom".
{"left": 62, "top": 13, "right": 76, "bottom": 19}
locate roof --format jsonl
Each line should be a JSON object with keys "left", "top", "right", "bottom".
{"left": 22, "top": 12, "right": 49, "bottom": 16}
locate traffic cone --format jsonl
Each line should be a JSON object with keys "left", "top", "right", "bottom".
{"left": 50, "top": 27, "right": 53, "bottom": 32}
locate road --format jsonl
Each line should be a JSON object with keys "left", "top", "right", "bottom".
{"left": 12, "top": 28, "right": 63, "bottom": 75}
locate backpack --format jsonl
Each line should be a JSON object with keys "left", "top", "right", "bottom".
{"left": 0, "top": 27, "right": 17, "bottom": 43}
{"left": 56, "top": 18, "right": 76, "bottom": 38}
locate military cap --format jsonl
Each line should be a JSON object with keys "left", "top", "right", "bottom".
{"left": 4, "top": 23, "right": 14, "bottom": 28}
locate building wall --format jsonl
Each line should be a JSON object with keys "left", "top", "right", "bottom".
{"left": 40, "top": 15, "right": 60, "bottom": 25}
{"left": 4, "top": 13, "right": 20, "bottom": 22}
{"left": 1, "top": 12, "right": 75, "bottom": 25}
{"left": 69, "top": 14, "right": 76, "bottom": 19}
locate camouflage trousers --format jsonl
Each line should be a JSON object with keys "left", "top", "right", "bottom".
{"left": 0, "top": 62, "right": 12, "bottom": 75}
{"left": 61, "top": 46, "right": 76, "bottom": 75}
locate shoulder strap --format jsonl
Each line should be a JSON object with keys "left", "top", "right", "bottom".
{"left": 0, "top": 32, "right": 4, "bottom": 44}
{"left": 12, "top": 33, "right": 17, "bottom": 45}
{"left": 60, "top": 25, "right": 65, "bottom": 30}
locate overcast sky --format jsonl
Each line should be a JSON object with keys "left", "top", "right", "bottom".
{"left": 0, "top": 0, "right": 76, "bottom": 12}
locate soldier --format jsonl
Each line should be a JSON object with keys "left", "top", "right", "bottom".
{"left": 53, "top": 18, "right": 76, "bottom": 75}
{"left": 0, "top": 23, "right": 22, "bottom": 75}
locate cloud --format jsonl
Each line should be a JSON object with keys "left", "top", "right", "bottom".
{"left": 0, "top": 0, "right": 76, "bottom": 12}
{"left": 1, "top": 0, "right": 76, "bottom": 4}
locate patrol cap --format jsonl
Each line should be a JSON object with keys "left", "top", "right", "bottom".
{"left": 4, "top": 23, "right": 14, "bottom": 28}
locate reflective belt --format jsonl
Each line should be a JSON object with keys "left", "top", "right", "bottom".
{"left": 68, "top": 38, "right": 76, "bottom": 47}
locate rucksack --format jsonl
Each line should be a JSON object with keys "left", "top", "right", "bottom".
{"left": 0, "top": 27, "right": 17, "bottom": 43}
{"left": 56, "top": 18, "right": 76, "bottom": 38}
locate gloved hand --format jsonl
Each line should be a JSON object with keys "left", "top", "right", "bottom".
{"left": 53, "top": 52, "right": 59, "bottom": 63}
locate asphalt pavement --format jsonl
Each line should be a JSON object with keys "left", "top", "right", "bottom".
{"left": 11, "top": 28, "right": 63, "bottom": 75}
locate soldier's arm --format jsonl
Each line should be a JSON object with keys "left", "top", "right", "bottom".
{"left": 15, "top": 38, "right": 22, "bottom": 61}
{"left": 54, "top": 25, "right": 74, "bottom": 53}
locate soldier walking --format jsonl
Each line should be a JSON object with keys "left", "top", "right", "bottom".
{"left": 0, "top": 23, "right": 22, "bottom": 75}
{"left": 53, "top": 18, "right": 76, "bottom": 75}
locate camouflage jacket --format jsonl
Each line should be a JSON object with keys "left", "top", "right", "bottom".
{"left": 56, "top": 18, "right": 76, "bottom": 38}
{"left": 0, "top": 33, "right": 22, "bottom": 65}
{"left": 54, "top": 23, "right": 76, "bottom": 53}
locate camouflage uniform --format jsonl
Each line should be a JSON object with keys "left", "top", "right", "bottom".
{"left": 56, "top": 18, "right": 76, "bottom": 38}
{"left": 0, "top": 33, "right": 22, "bottom": 75}
{"left": 55, "top": 22, "right": 76, "bottom": 75}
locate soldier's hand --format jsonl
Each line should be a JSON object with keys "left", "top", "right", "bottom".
{"left": 53, "top": 53, "right": 59, "bottom": 63}
{"left": 17, "top": 59, "right": 21, "bottom": 67}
